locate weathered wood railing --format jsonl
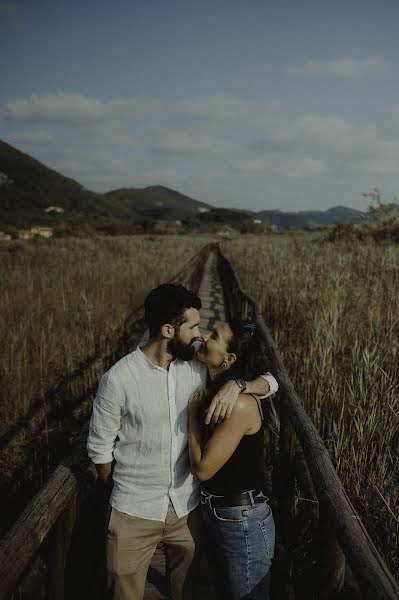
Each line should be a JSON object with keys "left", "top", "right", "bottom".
{"left": 217, "top": 246, "right": 399, "bottom": 600}
{"left": 0, "top": 243, "right": 214, "bottom": 600}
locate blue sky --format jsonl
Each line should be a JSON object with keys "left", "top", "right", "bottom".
{"left": 1, "top": 0, "right": 399, "bottom": 211}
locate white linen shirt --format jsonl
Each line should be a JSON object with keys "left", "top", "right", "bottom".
{"left": 87, "top": 346, "right": 278, "bottom": 522}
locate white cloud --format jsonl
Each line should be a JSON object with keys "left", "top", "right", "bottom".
{"left": 234, "top": 156, "right": 328, "bottom": 179}
{"left": 178, "top": 95, "right": 251, "bottom": 120}
{"left": 285, "top": 56, "right": 393, "bottom": 80}
{"left": 4, "top": 92, "right": 259, "bottom": 125}
{"left": 252, "top": 114, "right": 378, "bottom": 157}
{"left": 12, "top": 129, "right": 54, "bottom": 145}
{"left": 149, "top": 131, "right": 226, "bottom": 155}
{"left": 3, "top": 91, "right": 399, "bottom": 210}
{"left": 4, "top": 93, "right": 105, "bottom": 123}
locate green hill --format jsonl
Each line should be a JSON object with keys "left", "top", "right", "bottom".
{"left": 0, "top": 138, "right": 371, "bottom": 233}
{"left": 0, "top": 139, "right": 213, "bottom": 228}
{"left": 103, "top": 185, "right": 212, "bottom": 221}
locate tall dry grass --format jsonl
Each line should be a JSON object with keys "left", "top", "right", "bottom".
{"left": 222, "top": 233, "right": 399, "bottom": 577}
{"left": 0, "top": 235, "right": 209, "bottom": 435}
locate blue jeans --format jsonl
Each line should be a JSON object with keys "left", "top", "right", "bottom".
{"left": 201, "top": 493, "right": 275, "bottom": 599}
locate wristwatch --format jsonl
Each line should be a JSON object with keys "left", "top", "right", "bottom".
{"left": 235, "top": 378, "right": 247, "bottom": 392}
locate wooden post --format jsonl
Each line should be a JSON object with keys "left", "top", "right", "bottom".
{"left": 277, "top": 404, "right": 297, "bottom": 597}
{"left": 317, "top": 504, "right": 346, "bottom": 599}
{"left": 46, "top": 495, "right": 76, "bottom": 600}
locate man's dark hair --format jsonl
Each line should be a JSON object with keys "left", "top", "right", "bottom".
{"left": 144, "top": 283, "right": 202, "bottom": 338}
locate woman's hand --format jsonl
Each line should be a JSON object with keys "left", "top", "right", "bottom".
{"left": 205, "top": 379, "right": 241, "bottom": 425}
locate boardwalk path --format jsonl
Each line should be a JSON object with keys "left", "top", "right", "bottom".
{"left": 144, "top": 252, "right": 225, "bottom": 599}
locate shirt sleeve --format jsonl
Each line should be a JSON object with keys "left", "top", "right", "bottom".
{"left": 258, "top": 372, "right": 279, "bottom": 399}
{"left": 86, "top": 370, "right": 124, "bottom": 464}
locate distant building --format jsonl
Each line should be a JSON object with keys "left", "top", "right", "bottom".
{"left": 17, "top": 226, "right": 54, "bottom": 240}
{"left": 30, "top": 226, "right": 54, "bottom": 238}
{"left": 175, "top": 220, "right": 182, "bottom": 226}
{"left": 17, "top": 229, "right": 35, "bottom": 240}
{"left": 0, "top": 172, "right": 13, "bottom": 187}
{"left": 44, "top": 205, "right": 64, "bottom": 214}
{"left": 0, "top": 231, "right": 11, "bottom": 241}
{"left": 197, "top": 207, "right": 210, "bottom": 213}
{"left": 253, "top": 219, "right": 262, "bottom": 224}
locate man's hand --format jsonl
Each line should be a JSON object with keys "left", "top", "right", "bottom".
{"left": 95, "top": 462, "right": 113, "bottom": 496}
{"left": 205, "top": 379, "right": 240, "bottom": 425}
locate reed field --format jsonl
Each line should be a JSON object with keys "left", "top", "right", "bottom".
{"left": 0, "top": 235, "right": 209, "bottom": 436}
{"left": 222, "top": 233, "right": 399, "bottom": 577}
{"left": 1, "top": 230, "right": 398, "bottom": 577}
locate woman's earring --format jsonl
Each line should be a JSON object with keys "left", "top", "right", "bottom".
{"left": 222, "top": 361, "right": 228, "bottom": 369}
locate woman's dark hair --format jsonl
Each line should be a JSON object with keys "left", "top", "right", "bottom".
{"left": 207, "top": 319, "right": 272, "bottom": 398}
{"left": 144, "top": 283, "right": 201, "bottom": 338}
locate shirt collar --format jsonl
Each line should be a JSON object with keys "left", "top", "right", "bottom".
{"left": 136, "top": 346, "right": 177, "bottom": 373}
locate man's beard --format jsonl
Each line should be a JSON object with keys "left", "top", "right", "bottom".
{"left": 167, "top": 334, "right": 196, "bottom": 361}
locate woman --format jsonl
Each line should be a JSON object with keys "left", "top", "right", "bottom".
{"left": 188, "top": 320, "right": 277, "bottom": 600}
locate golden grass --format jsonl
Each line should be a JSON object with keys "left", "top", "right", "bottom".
{"left": 222, "top": 232, "right": 399, "bottom": 577}
{"left": 0, "top": 235, "right": 210, "bottom": 435}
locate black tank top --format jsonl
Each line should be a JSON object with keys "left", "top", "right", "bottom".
{"left": 202, "top": 394, "right": 265, "bottom": 495}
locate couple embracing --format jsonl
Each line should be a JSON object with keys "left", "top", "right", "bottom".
{"left": 87, "top": 283, "right": 278, "bottom": 599}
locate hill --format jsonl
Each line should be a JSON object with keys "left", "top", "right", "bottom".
{"left": 103, "top": 185, "right": 212, "bottom": 221}
{"left": 257, "top": 205, "right": 364, "bottom": 228}
{"left": 0, "top": 138, "right": 371, "bottom": 232}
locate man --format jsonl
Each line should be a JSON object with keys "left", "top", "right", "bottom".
{"left": 87, "top": 283, "right": 278, "bottom": 599}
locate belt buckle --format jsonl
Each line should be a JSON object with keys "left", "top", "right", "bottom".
{"left": 201, "top": 491, "right": 213, "bottom": 509}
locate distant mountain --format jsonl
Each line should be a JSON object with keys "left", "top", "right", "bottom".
{"left": 0, "top": 139, "right": 211, "bottom": 226}
{"left": 103, "top": 185, "right": 212, "bottom": 221}
{"left": 0, "top": 138, "right": 370, "bottom": 231}
{"left": 257, "top": 205, "right": 364, "bottom": 228}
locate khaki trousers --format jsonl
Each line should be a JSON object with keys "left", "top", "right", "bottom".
{"left": 106, "top": 500, "right": 204, "bottom": 600}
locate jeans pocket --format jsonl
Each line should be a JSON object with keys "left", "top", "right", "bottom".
{"left": 212, "top": 506, "right": 244, "bottom": 523}
{"left": 259, "top": 506, "right": 275, "bottom": 559}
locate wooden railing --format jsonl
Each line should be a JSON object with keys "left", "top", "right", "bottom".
{"left": 0, "top": 243, "right": 213, "bottom": 600}
{"left": 217, "top": 246, "right": 399, "bottom": 600}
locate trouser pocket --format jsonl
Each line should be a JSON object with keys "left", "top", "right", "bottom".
{"left": 259, "top": 506, "right": 275, "bottom": 559}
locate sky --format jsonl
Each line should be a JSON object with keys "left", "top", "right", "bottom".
{"left": 1, "top": 0, "right": 399, "bottom": 212}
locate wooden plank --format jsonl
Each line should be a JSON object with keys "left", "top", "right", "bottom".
{"left": 0, "top": 465, "right": 76, "bottom": 597}
{"left": 316, "top": 504, "right": 345, "bottom": 598}
{"left": 46, "top": 497, "right": 77, "bottom": 600}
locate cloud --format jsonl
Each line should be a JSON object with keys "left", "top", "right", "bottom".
{"left": 285, "top": 56, "right": 393, "bottom": 80}
{"left": 4, "top": 92, "right": 257, "bottom": 127}
{"left": 251, "top": 114, "right": 378, "bottom": 157}
{"left": 12, "top": 129, "right": 54, "bottom": 145}
{"left": 3, "top": 91, "right": 399, "bottom": 209}
{"left": 149, "top": 131, "right": 225, "bottom": 155}
{"left": 4, "top": 93, "right": 105, "bottom": 123}
{"left": 234, "top": 156, "right": 328, "bottom": 179}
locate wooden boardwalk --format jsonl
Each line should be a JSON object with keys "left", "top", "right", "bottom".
{"left": 144, "top": 251, "right": 225, "bottom": 599}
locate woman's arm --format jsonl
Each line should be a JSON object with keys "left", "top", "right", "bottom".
{"left": 188, "top": 392, "right": 253, "bottom": 482}
{"left": 205, "top": 373, "right": 278, "bottom": 425}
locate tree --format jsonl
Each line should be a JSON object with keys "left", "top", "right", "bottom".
{"left": 361, "top": 187, "right": 399, "bottom": 226}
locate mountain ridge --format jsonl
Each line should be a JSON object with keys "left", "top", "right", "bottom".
{"left": 0, "top": 139, "right": 369, "bottom": 229}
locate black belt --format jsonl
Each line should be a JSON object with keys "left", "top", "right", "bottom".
{"left": 201, "top": 489, "right": 267, "bottom": 509}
